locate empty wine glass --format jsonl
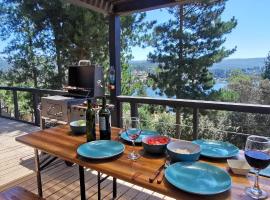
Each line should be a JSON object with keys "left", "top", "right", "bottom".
{"left": 245, "top": 135, "right": 270, "bottom": 199}
{"left": 122, "top": 117, "right": 142, "bottom": 160}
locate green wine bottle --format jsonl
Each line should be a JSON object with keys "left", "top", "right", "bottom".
{"left": 86, "top": 99, "right": 96, "bottom": 142}
{"left": 99, "top": 97, "right": 111, "bottom": 140}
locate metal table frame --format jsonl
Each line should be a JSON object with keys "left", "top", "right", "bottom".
{"left": 34, "top": 149, "right": 117, "bottom": 200}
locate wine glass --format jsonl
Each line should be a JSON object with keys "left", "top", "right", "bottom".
{"left": 123, "top": 117, "right": 142, "bottom": 160}
{"left": 245, "top": 135, "right": 270, "bottom": 199}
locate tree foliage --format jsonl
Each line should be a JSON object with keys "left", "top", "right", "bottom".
{"left": 148, "top": 0, "right": 237, "bottom": 99}
{"left": 262, "top": 51, "right": 270, "bottom": 80}
{"left": 0, "top": 0, "right": 154, "bottom": 93}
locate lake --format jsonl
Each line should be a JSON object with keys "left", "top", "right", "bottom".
{"left": 135, "top": 81, "right": 228, "bottom": 98}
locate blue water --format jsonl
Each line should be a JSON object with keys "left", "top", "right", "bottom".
{"left": 134, "top": 81, "right": 227, "bottom": 98}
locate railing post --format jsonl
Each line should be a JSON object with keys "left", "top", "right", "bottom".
{"left": 13, "top": 90, "right": 19, "bottom": 119}
{"left": 130, "top": 102, "right": 138, "bottom": 118}
{"left": 192, "top": 108, "right": 199, "bottom": 140}
{"left": 0, "top": 100, "right": 2, "bottom": 117}
{"left": 33, "top": 93, "right": 40, "bottom": 126}
{"left": 175, "top": 107, "right": 181, "bottom": 139}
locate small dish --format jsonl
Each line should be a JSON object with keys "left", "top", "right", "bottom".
{"left": 227, "top": 159, "right": 251, "bottom": 175}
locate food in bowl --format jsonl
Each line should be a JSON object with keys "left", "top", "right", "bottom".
{"left": 174, "top": 148, "right": 191, "bottom": 154}
{"left": 70, "top": 120, "right": 86, "bottom": 135}
{"left": 167, "top": 140, "right": 201, "bottom": 162}
{"left": 142, "top": 135, "right": 170, "bottom": 154}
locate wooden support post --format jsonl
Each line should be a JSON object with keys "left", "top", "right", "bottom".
{"left": 192, "top": 108, "right": 199, "bottom": 140}
{"left": 109, "top": 14, "right": 121, "bottom": 127}
{"left": 130, "top": 103, "right": 138, "bottom": 118}
{"left": 0, "top": 100, "right": 2, "bottom": 116}
{"left": 13, "top": 90, "right": 19, "bottom": 119}
{"left": 33, "top": 93, "right": 40, "bottom": 126}
{"left": 175, "top": 107, "right": 181, "bottom": 139}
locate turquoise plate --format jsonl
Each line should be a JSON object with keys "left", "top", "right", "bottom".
{"left": 120, "top": 129, "right": 159, "bottom": 143}
{"left": 193, "top": 139, "right": 239, "bottom": 158}
{"left": 165, "top": 162, "right": 231, "bottom": 195}
{"left": 77, "top": 140, "right": 125, "bottom": 159}
{"left": 251, "top": 166, "right": 270, "bottom": 178}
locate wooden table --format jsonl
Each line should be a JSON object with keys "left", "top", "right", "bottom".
{"left": 16, "top": 125, "right": 270, "bottom": 200}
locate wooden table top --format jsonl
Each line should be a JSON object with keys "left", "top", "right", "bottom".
{"left": 16, "top": 125, "right": 270, "bottom": 200}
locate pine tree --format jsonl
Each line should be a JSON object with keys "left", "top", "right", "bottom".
{"left": 148, "top": 1, "right": 237, "bottom": 99}
{"left": 262, "top": 52, "right": 270, "bottom": 80}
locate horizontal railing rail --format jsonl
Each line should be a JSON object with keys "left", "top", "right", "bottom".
{"left": 0, "top": 86, "right": 84, "bottom": 126}
{"left": 117, "top": 95, "right": 270, "bottom": 139}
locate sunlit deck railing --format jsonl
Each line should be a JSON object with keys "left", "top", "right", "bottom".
{"left": 0, "top": 86, "right": 270, "bottom": 141}
{"left": 117, "top": 95, "right": 270, "bottom": 140}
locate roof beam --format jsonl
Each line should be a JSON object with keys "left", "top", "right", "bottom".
{"left": 66, "top": 0, "right": 112, "bottom": 15}
{"left": 113, "top": 0, "right": 203, "bottom": 15}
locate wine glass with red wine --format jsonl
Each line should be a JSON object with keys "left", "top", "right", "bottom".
{"left": 245, "top": 135, "right": 270, "bottom": 199}
{"left": 123, "top": 117, "right": 142, "bottom": 160}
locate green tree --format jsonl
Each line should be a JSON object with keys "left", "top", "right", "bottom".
{"left": 0, "top": 0, "right": 154, "bottom": 92}
{"left": 148, "top": 1, "right": 237, "bottom": 99}
{"left": 262, "top": 51, "right": 270, "bottom": 80}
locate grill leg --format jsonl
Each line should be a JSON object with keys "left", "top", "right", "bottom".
{"left": 34, "top": 149, "right": 42, "bottom": 198}
{"left": 113, "top": 177, "right": 117, "bottom": 199}
{"left": 79, "top": 166, "right": 86, "bottom": 200}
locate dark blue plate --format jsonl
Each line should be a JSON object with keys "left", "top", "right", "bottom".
{"left": 77, "top": 140, "right": 125, "bottom": 159}
{"left": 193, "top": 139, "right": 239, "bottom": 158}
{"left": 165, "top": 162, "right": 231, "bottom": 195}
{"left": 120, "top": 129, "right": 159, "bottom": 143}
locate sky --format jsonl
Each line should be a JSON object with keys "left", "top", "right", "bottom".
{"left": 1, "top": 0, "right": 270, "bottom": 61}
{"left": 131, "top": 0, "right": 270, "bottom": 60}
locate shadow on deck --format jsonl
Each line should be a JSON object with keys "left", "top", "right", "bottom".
{"left": 0, "top": 117, "right": 171, "bottom": 200}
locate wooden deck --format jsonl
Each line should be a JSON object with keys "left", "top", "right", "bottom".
{"left": 0, "top": 117, "right": 172, "bottom": 200}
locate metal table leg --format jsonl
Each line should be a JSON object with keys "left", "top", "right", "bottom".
{"left": 97, "top": 172, "right": 117, "bottom": 200}
{"left": 79, "top": 166, "right": 86, "bottom": 200}
{"left": 98, "top": 172, "right": 101, "bottom": 200}
{"left": 113, "top": 177, "right": 117, "bottom": 199}
{"left": 34, "top": 149, "right": 42, "bottom": 198}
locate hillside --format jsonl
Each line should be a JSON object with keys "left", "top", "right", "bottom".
{"left": 130, "top": 57, "right": 266, "bottom": 78}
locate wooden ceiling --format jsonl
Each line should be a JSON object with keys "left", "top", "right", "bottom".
{"left": 65, "top": 0, "right": 198, "bottom": 15}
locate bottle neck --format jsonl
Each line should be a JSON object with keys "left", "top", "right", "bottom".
{"left": 102, "top": 97, "right": 106, "bottom": 108}
{"left": 87, "top": 99, "right": 92, "bottom": 109}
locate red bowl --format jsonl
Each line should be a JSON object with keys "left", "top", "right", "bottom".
{"left": 142, "top": 135, "right": 170, "bottom": 154}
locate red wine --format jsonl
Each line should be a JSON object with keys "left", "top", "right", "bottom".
{"left": 245, "top": 150, "right": 270, "bottom": 170}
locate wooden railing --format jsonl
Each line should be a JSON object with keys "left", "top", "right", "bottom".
{"left": 0, "top": 86, "right": 78, "bottom": 126}
{"left": 117, "top": 95, "right": 270, "bottom": 139}
{"left": 1, "top": 86, "right": 270, "bottom": 139}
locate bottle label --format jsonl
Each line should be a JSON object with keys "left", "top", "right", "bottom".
{"left": 99, "top": 117, "right": 106, "bottom": 131}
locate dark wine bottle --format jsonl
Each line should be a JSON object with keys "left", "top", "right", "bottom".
{"left": 86, "top": 99, "right": 96, "bottom": 142}
{"left": 99, "top": 97, "right": 111, "bottom": 140}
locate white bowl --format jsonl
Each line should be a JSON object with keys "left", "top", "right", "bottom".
{"left": 227, "top": 159, "right": 251, "bottom": 175}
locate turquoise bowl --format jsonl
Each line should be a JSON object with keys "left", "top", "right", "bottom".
{"left": 70, "top": 120, "right": 86, "bottom": 135}
{"left": 167, "top": 140, "right": 201, "bottom": 162}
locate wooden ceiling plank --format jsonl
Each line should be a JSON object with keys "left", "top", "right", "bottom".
{"left": 114, "top": 0, "right": 198, "bottom": 15}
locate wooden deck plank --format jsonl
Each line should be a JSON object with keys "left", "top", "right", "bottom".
{"left": 0, "top": 117, "right": 175, "bottom": 200}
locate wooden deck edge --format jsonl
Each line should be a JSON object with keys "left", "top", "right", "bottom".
{"left": 0, "top": 172, "right": 36, "bottom": 192}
